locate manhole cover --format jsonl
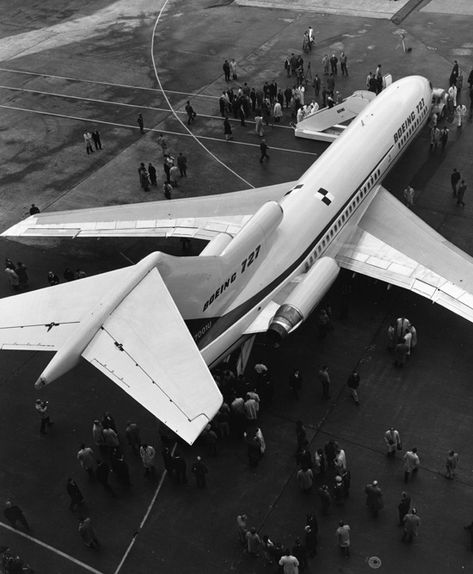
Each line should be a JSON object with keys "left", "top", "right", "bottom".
{"left": 368, "top": 556, "right": 382, "bottom": 569}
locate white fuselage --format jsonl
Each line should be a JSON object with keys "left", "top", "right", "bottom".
{"left": 196, "top": 76, "right": 432, "bottom": 365}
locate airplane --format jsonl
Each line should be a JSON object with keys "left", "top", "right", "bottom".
{"left": 4, "top": 75, "right": 473, "bottom": 445}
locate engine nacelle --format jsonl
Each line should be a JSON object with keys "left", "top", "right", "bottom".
{"left": 268, "top": 256, "right": 340, "bottom": 340}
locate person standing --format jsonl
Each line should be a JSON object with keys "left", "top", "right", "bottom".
{"left": 297, "top": 466, "right": 313, "bottom": 493}
{"left": 96, "top": 460, "right": 116, "bottom": 497}
{"left": 304, "top": 524, "right": 318, "bottom": 558}
{"left": 5, "top": 265, "right": 20, "bottom": 292}
{"left": 77, "top": 444, "right": 95, "bottom": 479}
{"left": 403, "top": 185, "right": 415, "bottom": 208}
{"left": 29, "top": 203, "right": 40, "bottom": 215}
{"left": 451, "top": 168, "right": 461, "bottom": 196}
{"left": 148, "top": 163, "right": 157, "bottom": 186}
{"left": 403, "top": 448, "right": 420, "bottom": 483}
{"left": 318, "top": 365, "right": 331, "bottom": 400}
{"left": 230, "top": 58, "right": 238, "bottom": 80}
{"left": 163, "top": 180, "right": 172, "bottom": 199}
{"left": 66, "top": 478, "right": 84, "bottom": 511}
{"left": 3, "top": 501, "right": 30, "bottom": 531}
{"left": 223, "top": 117, "right": 233, "bottom": 141}
{"left": 346, "top": 369, "right": 360, "bottom": 405}
{"left": 340, "top": 51, "right": 348, "bottom": 76}
{"left": 157, "top": 133, "right": 167, "bottom": 156}
{"left": 125, "top": 421, "right": 141, "bottom": 454}
{"left": 289, "top": 369, "right": 303, "bottom": 399}
{"left": 279, "top": 549, "right": 299, "bottom": 574}
{"left": 440, "top": 126, "right": 449, "bottom": 150}
{"left": 137, "top": 113, "right": 144, "bottom": 133}
{"left": 185, "top": 101, "right": 196, "bottom": 125}
{"left": 445, "top": 450, "right": 459, "bottom": 479}
{"left": 318, "top": 484, "right": 331, "bottom": 515}
{"left": 92, "top": 419, "right": 105, "bottom": 449}
{"left": 92, "top": 129, "right": 102, "bottom": 150}
{"left": 191, "top": 456, "right": 208, "bottom": 488}
{"left": 273, "top": 101, "right": 283, "bottom": 123}
{"left": 336, "top": 521, "right": 351, "bottom": 557}
{"left": 79, "top": 517, "right": 99, "bottom": 549}
{"left": 15, "top": 262, "right": 28, "bottom": 289}
{"left": 402, "top": 508, "right": 421, "bottom": 543}
{"left": 236, "top": 513, "right": 248, "bottom": 546}
{"left": 35, "top": 399, "right": 53, "bottom": 434}
{"left": 140, "top": 444, "right": 156, "bottom": 476}
{"left": 223, "top": 60, "right": 231, "bottom": 82}
{"left": 138, "top": 163, "right": 150, "bottom": 192}
{"left": 365, "top": 480, "right": 384, "bottom": 517}
{"left": 329, "top": 53, "right": 338, "bottom": 75}
{"left": 169, "top": 164, "right": 180, "bottom": 187}
{"left": 259, "top": 139, "right": 270, "bottom": 163}
{"left": 177, "top": 152, "right": 187, "bottom": 177}
{"left": 457, "top": 180, "right": 467, "bottom": 207}
{"left": 384, "top": 427, "right": 402, "bottom": 456}
{"left": 398, "top": 491, "right": 411, "bottom": 526}
{"left": 246, "top": 527, "right": 261, "bottom": 556}
{"left": 83, "top": 131, "right": 94, "bottom": 154}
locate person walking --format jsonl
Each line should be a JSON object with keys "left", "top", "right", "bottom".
{"left": 77, "top": 444, "right": 95, "bottom": 479}
{"left": 3, "top": 501, "right": 30, "bottom": 531}
{"left": 163, "top": 181, "right": 173, "bottom": 199}
{"left": 398, "top": 491, "right": 411, "bottom": 525}
{"left": 177, "top": 152, "right": 187, "bottom": 177}
{"left": 289, "top": 369, "right": 303, "bottom": 399}
{"left": 137, "top": 113, "right": 144, "bottom": 133}
{"left": 236, "top": 513, "right": 248, "bottom": 546}
{"left": 318, "top": 484, "right": 331, "bottom": 515}
{"left": 157, "top": 133, "right": 167, "bottom": 156}
{"left": 92, "top": 419, "right": 105, "bottom": 450}
{"left": 445, "top": 450, "right": 459, "bottom": 479}
{"left": 384, "top": 427, "right": 402, "bottom": 457}
{"left": 457, "top": 180, "right": 467, "bottom": 207}
{"left": 279, "top": 549, "right": 299, "bottom": 574}
{"left": 35, "top": 399, "right": 53, "bottom": 434}
{"left": 191, "top": 456, "right": 208, "bottom": 488}
{"left": 318, "top": 365, "right": 331, "bottom": 400}
{"left": 16, "top": 262, "right": 29, "bottom": 289}
{"left": 336, "top": 521, "right": 351, "bottom": 557}
{"left": 92, "top": 129, "right": 102, "bottom": 150}
{"left": 451, "top": 168, "right": 461, "bottom": 196}
{"left": 402, "top": 508, "right": 420, "bottom": 543}
{"left": 403, "top": 448, "right": 420, "bottom": 483}
{"left": 259, "top": 139, "right": 270, "bottom": 163}
{"left": 365, "top": 480, "right": 384, "bottom": 517}
{"left": 148, "top": 162, "right": 157, "bottom": 186}
{"left": 304, "top": 524, "right": 318, "bottom": 558}
{"left": 140, "top": 444, "right": 156, "bottom": 477}
{"left": 185, "top": 101, "right": 196, "bottom": 125}
{"left": 172, "top": 451, "right": 188, "bottom": 484}
{"left": 66, "top": 478, "right": 84, "bottom": 511}
{"left": 346, "top": 369, "right": 360, "bottom": 405}
{"left": 223, "top": 117, "right": 233, "bottom": 141}
{"left": 83, "top": 131, "right": 94, "bottom": 154}
{"left": 255, "top": 114, "right": 264, "bottom": 137}
{"left": 403, "top": 185, "right": 415, "bottom": 208}
{"left": 79, "top": 517, "right": 99, "bottom": 549}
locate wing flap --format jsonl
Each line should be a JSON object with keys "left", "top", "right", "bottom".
{"left": 81, "top": 268, "right": 222, "bottom": 444}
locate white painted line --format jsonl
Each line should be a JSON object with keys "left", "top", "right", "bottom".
{"left": 0, "top": 103, "right": 317, "bottom": 155}
{"left": 0, "top": 520, "right": 105, "bottom": 574}
{"left": 113, "top": 443, "right": 177, "bottom": 574}
{"left": 0, "top": 66, "right": 219, "bottom": 99}
{"left": 0, "top": 84, "right": 294, "bottom": 130}
{"left": 150, "top": 1, "right": 255, "bottom": 188}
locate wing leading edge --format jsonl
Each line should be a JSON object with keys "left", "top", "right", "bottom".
{"left": 336, "top": 187, "right": 473, "bottom": 322}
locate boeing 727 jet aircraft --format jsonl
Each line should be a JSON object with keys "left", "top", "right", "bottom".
{"left": 3, "top": 76, "right": 473, "bottom": 444}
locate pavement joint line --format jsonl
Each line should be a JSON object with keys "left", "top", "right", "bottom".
{"left": 0, "top": 66, "right": 220, "bottom": 100}
{"left": 0, "top": 520, "right": 105, "bottom": 574}
{"left": 0, "top": 104, "right": 317, "bottom": 157}
{"left": 113, "top": 442, "right": 177, "bottom": 574}
{"left": 150, "top": 0, "right": 255, "bottom": 189}
{"left": 0, "top": 83, "right": 294, "bottom": 131}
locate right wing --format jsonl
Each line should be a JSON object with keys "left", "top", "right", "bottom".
{"left": 2, "top": 181, "right": 296, "bottom": 240}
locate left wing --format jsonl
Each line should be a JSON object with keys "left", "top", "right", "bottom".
{"left": 336, "top": 187, "right": 473, "bottom": 322}
{"left": 2, "top": 181, "right": 296, "bottom": 240}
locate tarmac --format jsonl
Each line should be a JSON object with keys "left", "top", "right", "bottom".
{"left": 1, "top": 0, "right": 473, "bottom": 573}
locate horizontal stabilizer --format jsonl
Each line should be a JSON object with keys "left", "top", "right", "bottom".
{"left": 82, "top": 267, "right": 223, "bottom": 444}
